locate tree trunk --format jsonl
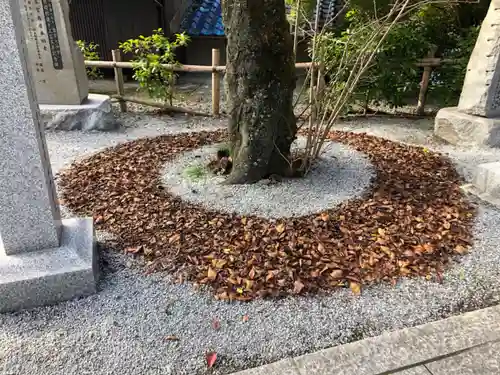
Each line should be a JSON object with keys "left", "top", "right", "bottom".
{"left": 222, "top": 0, "right": 297, "bottom": 184}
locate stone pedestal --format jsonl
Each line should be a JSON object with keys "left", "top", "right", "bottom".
{"left": 0, "top": 0, "right": 97, "bottom": 313}
{"left": 41, "top": 93, "right": 120, "bottom": 131}
{"left": 462, "top": 162, "right": 500, "bottom": 207}
{"left": 0, "top": 218, "right": 97, "bottom": 312}
{"left": 434, "top": 1, "right": 500, "bottom": 147}
{"left": 435, "top": 107, "right": 500, "bottom": 147}
{"left": 19, "top": 0, "right": 88, "bottom": 105}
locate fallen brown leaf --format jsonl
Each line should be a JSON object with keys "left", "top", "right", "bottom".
{"left": 330, "top": 269, "right": 343, "bottom": 279}
{"left": 293, "top": 279, "right": 305, "bottom": 294}
{"left": 454, "top": 245, "right": 468, "bottom": 254}
{"left": 350, "top": 282, "right": 361, "bottom": 295}
{"left": 165, "top": 335, "right": 180, "bottom": 341}
{"left": 125, "top": 246, "right": 142, "bottom": 254}
{"left": 249, "top": 268, "right": 256, "bottom": 279}
{"left": 211, "top": 319, "right": 220, "bottom": 330}
{"left": 206, "top": 352, "right": 217, "bottom": 368}
{"left": 207, "top": 267, "right": 217, "bottom": 280}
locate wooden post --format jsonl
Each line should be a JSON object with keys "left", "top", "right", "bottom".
{"left": 416, "top": 46, "right": 438, "bottom": 116}
{"left": 316, "top": 62, "right": 326, "bottom": 99}
{"left": 212, "top": 48, "right": 221, "bottom": 117}
{"left": 112, "top": 49, "right": 127, "bottom": 113}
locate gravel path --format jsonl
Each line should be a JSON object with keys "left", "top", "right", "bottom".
{"left": 2, "top": 108, "right": 500, "bottom": 375}
{"left": 160, "top": 138, "right": 374, "bottom": 218}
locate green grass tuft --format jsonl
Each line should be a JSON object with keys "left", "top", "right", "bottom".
{"left": 217, "top": 145, "right": 231, "bottom": 158}
{"left": 183, "top": 164, "right": 206, "bottom": 180}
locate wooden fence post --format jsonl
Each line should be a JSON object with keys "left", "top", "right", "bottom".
{"left": 112, "top": 49, "right": 127, "bottom": 113}
{"left": 212, "top": 49, "right": 221, "bottom": 117}
{"left": 416, "top": 46, "right": 438, "bottom": 116}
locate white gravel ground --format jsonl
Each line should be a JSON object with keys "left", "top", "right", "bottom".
{"left": 2, "top": 107, "right": 500, "bottom": 375}
{"left": 160, "top": 138, "right": 374, "bottom": 218}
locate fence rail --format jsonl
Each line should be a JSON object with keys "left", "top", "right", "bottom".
{"left": 85, "top": 49, "right": 449, "bottom": 117}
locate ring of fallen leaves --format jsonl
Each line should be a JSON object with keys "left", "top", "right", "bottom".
{"left": 58, "top": 130, "right": 476, "bottom": 300}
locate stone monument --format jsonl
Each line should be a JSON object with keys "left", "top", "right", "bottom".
{"left": 435, "top": 1, "right": 500, "bottom": 147}
{"left": 0, "top": 0, "right": 98, "bottom": 312}
{"left": 20, "top": 0, "right": 88, "bottom": 105}
{"left": 19, "top": 0, "right": 118, "bottom": 131}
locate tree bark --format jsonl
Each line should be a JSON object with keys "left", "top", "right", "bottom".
{"left": 222, "top": 0, "right": 297, "bottom": 184}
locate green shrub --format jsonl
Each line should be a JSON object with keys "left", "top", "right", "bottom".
{"left": 76, "top": 40, "right": 102, "bottom": 79}
{"left": 427, "top": 26, "right": 480, "bottom": 107}
{"left": 314, "top": 3, "right": 480, "bottom": 110}
{"left": 119, "top": 29, "right": 190, "bottom": 105}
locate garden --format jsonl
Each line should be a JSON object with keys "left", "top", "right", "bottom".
{"left": 2, "top": 1, "right": 500, "bottom": 375}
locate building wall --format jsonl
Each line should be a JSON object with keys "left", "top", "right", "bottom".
{"left": 70, "top": 0, "right": 167, "bottom": 62}
{"left": 180, "top": 37, "right": 310, "bottom": 67}
{"left": 182, "top": 37, "right": 226, "bottom": 66}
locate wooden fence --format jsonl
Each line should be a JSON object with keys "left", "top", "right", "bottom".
{"left": 84, "top": 49, "right": 448, "bottom": 117}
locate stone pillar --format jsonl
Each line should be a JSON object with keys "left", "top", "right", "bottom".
{"left": 435, "top": 1, "right": 500, "bottom": 147}
{"left": 19, "top": 0, "right": 88, "bottom": 105}
{"left": 0, "top": 0, "right": 98, "bottom": 313}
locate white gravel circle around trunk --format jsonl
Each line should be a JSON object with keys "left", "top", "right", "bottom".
{"left": 161, "top": 138, "right": 375, "bottom": 218}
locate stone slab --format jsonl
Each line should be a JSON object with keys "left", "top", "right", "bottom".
{"left": 395, "top": 367, "right": 431, "bottom": 375}
{"left": 292, "top": 304, "right": 500, "bottom": 375}
{"left": 426, "top": 341, "right": 500, "bottom": 375}
{"left": 473, "top": 162, "right": 500, "bottom": 197}
{"left": 0, "top": 0, "right": 61, "bottom": 255}
{"left": 0, "top": 217, "right": 98, "bottom": 313}
{"left": 457, "top": 1, "right": 500, "bottom": 117}
{"left": 434, "top": 107, "right": 500, "bottom": 147}
{"left": 41, "top": 93, "right": 120, "bottom": 131}
{"left": 19, "top": 0, "right": 88, "bottom": 105}
{"left": 461, "top": 183, "right": 500, "bottom": 208}
{"left": 460, "top": 162, "right": 500, "bottom": 207}
{"left": 231, "top": 359, "right": 299, "bottom": 375}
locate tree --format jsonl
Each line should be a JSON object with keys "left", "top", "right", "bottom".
{"left": 222, "top": 0, "right": 297, "bottom": 184}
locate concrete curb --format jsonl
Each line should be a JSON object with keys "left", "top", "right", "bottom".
{"left": 232, "top": 303, "right": 500, "bottom": 375}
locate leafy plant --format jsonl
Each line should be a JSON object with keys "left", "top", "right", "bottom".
{"left": 76, "top": 40, "right": 102, "bottom": 79}
{"left": 315, "top": 7, "right": 431, "bottom": 111}
{"left": 119, "top": 29, "right": 190, "bottom": 105}
{"left": 314, "top": 2, "right": 481, "bottom": 110}
{"left": 285, "top": 0, "right": 317, "bottom": 25}
{"left": 298, "top": 0, "right": 481, "bottom": 173}
{"left": 427, "top": 25, "right": 480, "bottom": 107}
{"left": 184, "top": 164, "right": 206, "bottom": 180}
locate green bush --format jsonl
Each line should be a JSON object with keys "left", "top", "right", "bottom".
{"left": 314, "top": 3, "right": 481, "bottom": 110}
{"left": 315, "top": 8, "right": 429, "bottom": 110}
{"left": 285, "top": 0, "right": 317, "bottom": 26}
{"left": 427, "top": 26, "right": 480, "bottom": 107}
{"left": 119, "top": 29, "right": 190, "bottom": 105}
{"left": 76, "top": 40, "right": 102, "bottom": 79}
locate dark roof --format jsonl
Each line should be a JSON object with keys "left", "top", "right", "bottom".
{"left": 180, "top": 0, "right": 224, "bottom": 36}
{"left": 179, "top": 0, "right": 342, "bottom": 37}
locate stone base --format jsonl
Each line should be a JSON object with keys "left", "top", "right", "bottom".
{"left": 40, "top": 93, "right": 120, "bottom": 131}
{"left": 461, "top": 162, "right": 500, "bottom": 207}
{"left": 0, "top": 217, "right": 98, "bottom": 313}
{"left": 434, "top": 107, "right": 500, "bottom": 147}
